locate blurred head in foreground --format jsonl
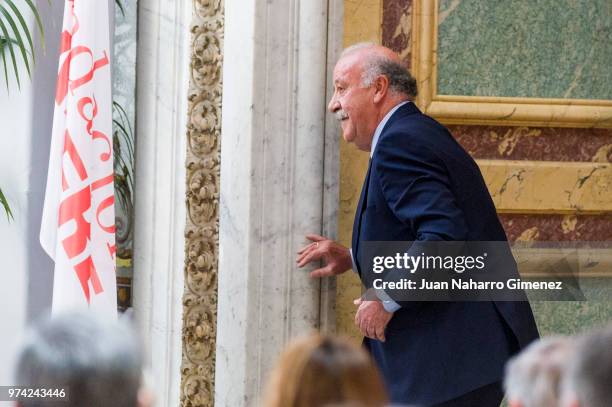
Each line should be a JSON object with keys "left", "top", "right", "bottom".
{"left": 262, "top": 334, "right": 388, "bottom": 407}
{"left": 504, "top": 336, "right": 575, "bottom": 407}
{"left": 15, "top": 312, "right": 151, "bottom": 407}
{"left": 561, "top": 325, "right": 612, "bottom": 407}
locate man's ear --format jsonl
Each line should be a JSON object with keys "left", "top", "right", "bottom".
{"left": 372, "top": 75, "right": 389, "bottom": 104}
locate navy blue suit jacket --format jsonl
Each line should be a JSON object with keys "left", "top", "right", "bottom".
{"left": 352, "top": 102, "right": 539, "bottom": 405}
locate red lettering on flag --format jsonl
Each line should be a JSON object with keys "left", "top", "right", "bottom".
{"left": 91, "top": 174, "right": 114, "bottom": 191}
{"left": 77, "top": 96, "right": 111, "bottom": 162}
{"left": 58, "top": 186, "right": 91, "bottom": 258}
{"left": 55, "top": 0, "right": 79, "bottom": 105}
{"left": 61, "top": 130, "right": 88, "bottom": 191}
{"left": 55, "top": 47, "right": 109, "bottom": 105}
{"left": 42, "top": 0, "right": 116, "bottom": 313}
{"left": 92, "top": 130, "right": 112, "bottom": 162}
{"left": 77, "top": 96, "right": 98, "bottom": 135}
{"left": 59, "top": 0, "right": 78, "bottom": 54}
{"left": 74, "top": 256, "right": 104, "bottom": 303}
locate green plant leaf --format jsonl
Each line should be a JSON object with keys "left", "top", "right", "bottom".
{"left": 0, "top": 3, "right": 32, "bottom": 78}
{"left": 0, "top": 0, "right": 45, "bottom": 91}
{"left": 0, "top": 40, "right": 10, "bottom": 91}
{"left": 0, "top": 188, "right": 13, "bottom": 221}
{"left": 0, "top": 36, "right": 20, "bottom": 49}
{"left": 0, "top": 14, "right": 21, "bottom": 89}
{"left": 112, "top": 101, "right": 135, "bottom": 216}
{"left": 113, "top": 101, "right": 134, "bottom": 157}
{"left": 0, "top": 0, "right": 45, "bottom": 221}
{"left": 5, "top": 0, "right": 35, "bottom": 64}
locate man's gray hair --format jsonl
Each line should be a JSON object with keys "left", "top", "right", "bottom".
{"left": 562, "top": 325, "right": 612, "bottom": 407}
{"left": 341, "top": 42, "right": 418, "bottom": 99}
{"left": 504, "top": 336, "right": 574, "bottom": 407}
{"left": 15, "top": 312, "right": 144, "bottom": 407}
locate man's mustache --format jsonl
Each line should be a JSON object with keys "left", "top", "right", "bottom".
{"left": 335, "top": 110, "right": 348, "bottom": 121}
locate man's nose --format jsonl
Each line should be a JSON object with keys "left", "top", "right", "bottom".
{"left": 327, "top": 96, "right": 339, "bottom": 113}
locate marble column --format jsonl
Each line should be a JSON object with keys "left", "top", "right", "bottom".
{"left": 132, "top": 0, "right": 192, "bottom": 405}
{"left": 215, "top": 0, "right": 343, "bottom": 406}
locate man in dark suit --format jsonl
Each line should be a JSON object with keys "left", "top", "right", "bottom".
{"left": 297, "top": 44, "right": 539, "bottom": 406}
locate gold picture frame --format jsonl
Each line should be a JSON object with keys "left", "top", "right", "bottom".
{"left": 411, "top": 0, "right": 612, "bottom": 128}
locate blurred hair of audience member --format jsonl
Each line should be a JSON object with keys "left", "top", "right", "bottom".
{"left": 14, "top": 311, "right": 153, "bottom": 407}
{"left": 561, "top": 324, "right": 612, "bottom": 407}
{"left": 262, "top": 334, "right": 389, "bottom": 407}
{"left": 504, "top": 336, "right": 574, "bottom": 407}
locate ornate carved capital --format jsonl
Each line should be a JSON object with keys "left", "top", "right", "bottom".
{"left": 181, "top": 0, "right": 223, "bottom": 406}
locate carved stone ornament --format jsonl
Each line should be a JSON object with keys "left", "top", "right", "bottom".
{"left": 180, "top": 0, "right": 223, "bottom": 406}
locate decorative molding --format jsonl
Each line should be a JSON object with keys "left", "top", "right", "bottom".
{"left": 412, "top": 0, "right": 612, "bottom": 128}
{"left": 180, "top": 1, "right": 224, "bottom": 406}
{"left": 478, "top": 160, "right": 612, "bottom": 214}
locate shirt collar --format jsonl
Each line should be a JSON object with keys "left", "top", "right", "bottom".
{"left": 370, "top": 100, "right": 411, "bottom": 158}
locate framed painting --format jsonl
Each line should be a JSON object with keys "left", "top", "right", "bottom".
{"left": 411, "top": 0, "right": 612, "bottom": 128}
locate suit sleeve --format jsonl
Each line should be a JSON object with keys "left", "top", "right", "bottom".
{"left": 374, "top": 131, "right": 467, "bottom": 241}
{"left": 372, "top": 131, "right": 468, "bottom": 308}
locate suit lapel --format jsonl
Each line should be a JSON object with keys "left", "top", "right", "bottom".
{"left": 351, "top": 158, "right": 373, "bottom": 273}
{"left": 350, "top": 103, "right": 419, "bottom": 272}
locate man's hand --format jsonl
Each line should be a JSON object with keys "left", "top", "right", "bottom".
{"left": 296, "top": 234, "right": 353, "bottom": 278}
{"left": 354, "top": 298, "right": 393, "bottom": 342}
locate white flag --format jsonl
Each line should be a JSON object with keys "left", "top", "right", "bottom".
{"left": 40, "top": 0, "right": 117, "bottom": 319}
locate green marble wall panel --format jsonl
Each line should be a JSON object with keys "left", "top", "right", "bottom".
{"left": 437, "top": 0, "right": 612, "bottom": 100}
{"left": 529, "top": 278, "right": 612, "bottom": 336}
{"left": 532, "top": 300, "right": 612, "bottom": 336}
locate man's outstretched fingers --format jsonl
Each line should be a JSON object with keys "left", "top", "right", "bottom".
{"left": 297, "top": 240, "right": 319, "bottom": 255}
{"left": 296, "top": 245, "right": 316, "bottom": 265}
{"left": 297, "top": 249, "right": 322, "bottom": 268}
